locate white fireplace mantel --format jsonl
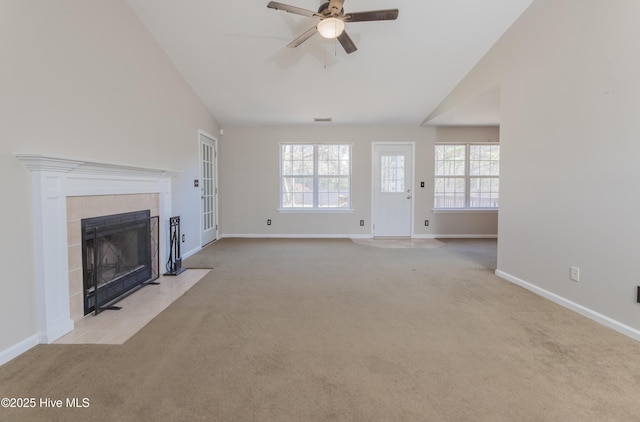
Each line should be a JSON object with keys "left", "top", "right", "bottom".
{"left": 16, "top": 153, "right": 179, "bottom": 176}
{"left": 15, "top": 153, "right": 179, "bottom": 344}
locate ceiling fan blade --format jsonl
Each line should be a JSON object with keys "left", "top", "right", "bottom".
{"left": 337, "top": 30, "right": 357, "bottom": 54}
{"left": 267, "top": 1, "right": 321, "bottom": 18}
{"left": 344, "top": 9, "right": 399, "bottom": 22}
{"left": 287, "top": 25, "right": 319, "bottom": 48}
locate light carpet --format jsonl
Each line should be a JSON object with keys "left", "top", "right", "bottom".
{"left": 1, "top": 238, "right": 640, "bottom": 421}
{"left": 352, "top": 238, "right": 445, "bottom": 249}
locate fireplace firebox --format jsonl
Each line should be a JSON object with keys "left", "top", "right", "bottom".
{"left": 81, "top": 210, "right": 159, "bottom": 315}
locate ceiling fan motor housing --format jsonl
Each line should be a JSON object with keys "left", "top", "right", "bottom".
{"left": 318, "top": 1, "right": 343, "bottom": 17}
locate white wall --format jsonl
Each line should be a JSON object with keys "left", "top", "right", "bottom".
{"left": 219, "top": 125, "right": 498, "bottom": 238}
{"left": 0, "top": 0, "right": 219, "bottom": 358}
{"left": 432, "top": 0, "right": 640, "bottom": 334}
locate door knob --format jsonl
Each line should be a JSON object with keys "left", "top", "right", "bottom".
{"left": 407, "top": 195, "right": 412, "bottom": 199}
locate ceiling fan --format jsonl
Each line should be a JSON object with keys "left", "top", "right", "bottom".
{"left": 267, "top": 0, "right": 399, "bottom": 54}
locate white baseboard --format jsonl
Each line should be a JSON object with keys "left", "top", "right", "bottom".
{"left": 0, "top": 335, "right": 38, "bottom": 367}
{"left": 220, "top": 234, "right": 371, "bottom": 239}
{"left": 413, "top": 234, "right": 498, "bottom": 239}
{"left": 220, "top": 234, "right": 496, "bottom": 240}
{"left": 181, "top": 246, "right": 201, "bottom": 260}
{"left": 495, "top": 269, "right": 640, "bottom": 342}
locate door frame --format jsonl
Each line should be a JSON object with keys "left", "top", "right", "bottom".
{"left": 199, "top": 130, "right": 219, "bottom": 246}
{"left": 370, "top": 142, "right": 416, "bottom": 238}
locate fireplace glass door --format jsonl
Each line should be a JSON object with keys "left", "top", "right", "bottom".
{"left": 82, "top": 210, "right": 158, "bottom": 315}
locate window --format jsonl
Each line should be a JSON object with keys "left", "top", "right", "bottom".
{"left": 434, "top": 144, "right": 500, "bottom": 209}
{"left": 380, "top": 154, "right": 405, "bottom": 193}
{"left": 280, "top": 143, "right": 351, "bottom": 210}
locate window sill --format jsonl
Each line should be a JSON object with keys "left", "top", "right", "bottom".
{"left": 432, "top": 208, "right": 498, "bottom": 214}
{"left": 277, "top": 208, "right": 354, "bottom": 214}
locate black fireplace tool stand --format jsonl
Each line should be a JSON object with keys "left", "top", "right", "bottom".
{"left": 165, "top": 216, "right": 186, "bottom": 276}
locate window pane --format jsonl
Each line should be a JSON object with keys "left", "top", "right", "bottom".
{"left": 318, "top": 144, "right": 349, "bottom": 177}
{"left": 469, "top": 145, "right": 500, "bottom": 176}
{"left": 319, "top": 176, "right": 349, "bottom": 208}
{"left": 490, "top": 161, "right": 500, "bottom": 175}
{"left": 438, "top": 144, "right": 465, "bottom": 161}
{"left": 281, "top": 176, "right": 313, "bottom": 208}
{"left": 340, "top": 160, "right": 350, "bottom": 175}
{"left": 282, "top": 160, "right": 292, "bottom": 176}
{"left": 434, "top": 177, "right": 465, "bottom": 208}
{"left": 435, "top": 145, "right": 465, "bottom": 177}
{"left": 469, "top": 177, "right": 499, "bottom": 208}
{"left": 282, "top": 144, "right": 314, "bottom": 176}
{"left": 453, "top": 160, "right": 465, "bottom": 176}
{"left": 381, "top": 154, "right": 405, "bottom": 193}
{"left": 290, "top": 192, "right": 314, "bottom": 208}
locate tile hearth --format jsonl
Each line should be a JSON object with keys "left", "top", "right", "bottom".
{"left": 54, "top": 269, "right": 209, "bottom": 345}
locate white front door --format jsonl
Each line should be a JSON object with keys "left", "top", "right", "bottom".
{"left": 372, "top": 143, "right": 413, "bottom": 237}
{"left": 200, "top": 133, "right": 217, "bottom": 246}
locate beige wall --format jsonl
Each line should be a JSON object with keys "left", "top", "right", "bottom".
{"left": 433, "top": 0, "right": 640, "bottom": 332}
{"left": 219, "top": 125, "right": 498, "bottom": 237}
{"left": 0, "top": 1, "right": 219, "bottom": 354}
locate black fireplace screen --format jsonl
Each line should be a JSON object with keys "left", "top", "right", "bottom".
{"left": 81, "top": 210, "right": 159, "bottom": 315}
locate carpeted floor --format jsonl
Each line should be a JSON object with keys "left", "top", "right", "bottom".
{"left": 1, "top": 238, "right": 640, "bottom": 421}
{"left": 351, "top": 238, "right": 445, "bottom": 249}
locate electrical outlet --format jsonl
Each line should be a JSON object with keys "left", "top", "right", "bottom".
{"left": 267, "top": 219, "right": 271, "bottom": 226}
{"left": 360, "top": 220, "right": 364, "bottom": 226}
{"left": 570, "top": 266, "right": 580, "bottom": 282}
{"left": 181, "top": 234, "right": 185, "bottom": 243}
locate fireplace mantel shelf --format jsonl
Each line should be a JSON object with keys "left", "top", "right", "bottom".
{"left": 15, "top": 153, "right": 179, "bottom": 178}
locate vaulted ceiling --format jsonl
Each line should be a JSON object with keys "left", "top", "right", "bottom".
{"left": 127, "top": 0, "right": 533, "bottom": 126}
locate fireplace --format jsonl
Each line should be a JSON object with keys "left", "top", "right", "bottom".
{"left": 82, "top": 210, "right": 159, "bottom": 315}
{"left": 15, "top": 153, "right": 176, "bottom": 344}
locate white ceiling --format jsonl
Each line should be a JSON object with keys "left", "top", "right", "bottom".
{"left": 127, "top": 0, "right": 533, "bottom": 127}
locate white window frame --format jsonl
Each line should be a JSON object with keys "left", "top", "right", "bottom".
{"left": 279, "top": 143, "right": 352, "bottom": 212}
{"left": 434, "top": 143, "right": 500, "bottom": 211}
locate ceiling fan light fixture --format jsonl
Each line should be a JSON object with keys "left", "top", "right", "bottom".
{"left": 317, "top": 17, "right": 345, "bottom": 39}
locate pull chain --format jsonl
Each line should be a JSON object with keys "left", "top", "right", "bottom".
{"left": 324, "top": 40, "right": 327, "bottom": 69}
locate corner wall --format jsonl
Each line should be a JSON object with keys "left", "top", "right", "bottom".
{"left": 0, "top": 0, "right": 219, "bottom": 362}
{"left": 433, "top": 0, "right": 640, "bottom": 334}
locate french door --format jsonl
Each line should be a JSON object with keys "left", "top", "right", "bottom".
{"left": 200, "top": 133, "right": 217, "bottom": 246}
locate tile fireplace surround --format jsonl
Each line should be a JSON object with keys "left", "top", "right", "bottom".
{"left": 66, "top": 194, "right": 160, "bottom": 321}
{"left": 15, "top": 154, "right": 178, "bottom": 344}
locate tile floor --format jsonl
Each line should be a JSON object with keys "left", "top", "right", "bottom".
{"left": 54, "top": 269, "right": 210, "bottom": 345}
